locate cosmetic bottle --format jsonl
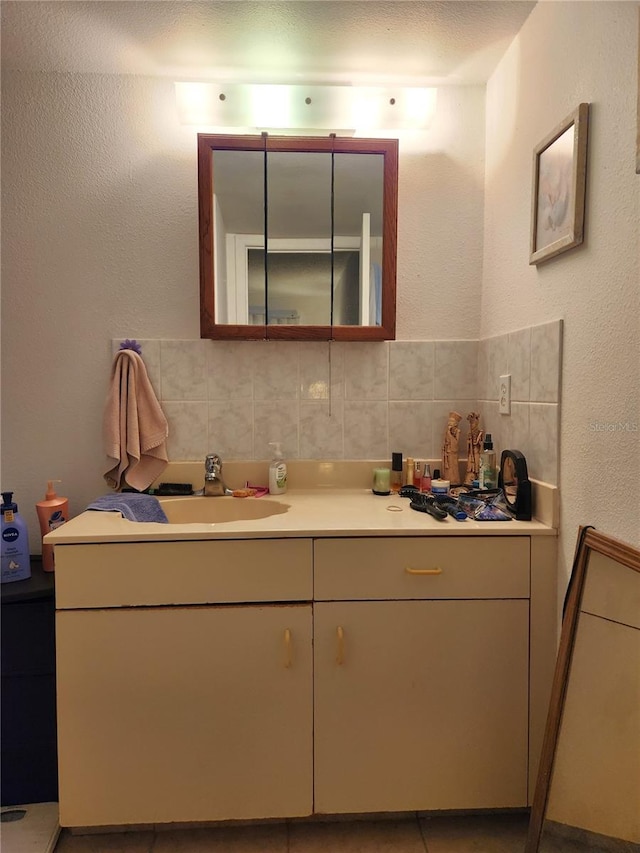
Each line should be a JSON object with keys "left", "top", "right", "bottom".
{"left": 479, "top": 434, "right": 497, "bottom": 489}
{"left": 1, "top": 492, "right": 31, "bottom": 583}
{"left": 414, "top": 460, "right": 422, "bottom": 487}
{"left": 405, "top": 457, "right": 414, "bottom": 487}
{"left": 430, "top": 469, "right": 450, "bottom": 495}
{"left": 391, "top": 452, "right": 403, "bottom": 493}
{"left": 420, "top": 463, "right": 432, "bottom": 493}
{"left": 268, "top": 442, "right": 288, "bottom": 495}
{"left": 36, "top": 480, "right": 69, "bottom": 572}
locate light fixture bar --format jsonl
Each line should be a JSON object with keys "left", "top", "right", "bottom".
{"left": 175, "top": 82, "right": 437, "bottom": 131}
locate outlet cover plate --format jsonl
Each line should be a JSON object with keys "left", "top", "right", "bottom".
{"left": 499, "top": 374, "right": 511, "bottom": 415}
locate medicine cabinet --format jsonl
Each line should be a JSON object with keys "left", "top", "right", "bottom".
{"left": 198, "top": 134, "right": 398, "bottom": 341}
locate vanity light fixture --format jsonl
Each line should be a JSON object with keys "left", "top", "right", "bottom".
{"left": 175, "top": 82, "right": 437, "bottom": 133}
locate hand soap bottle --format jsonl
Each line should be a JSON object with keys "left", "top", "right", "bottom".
{"left": 1, "top": 492, "right": 31, "bottom": 583}
{"left": 36, "top": 480, "right": 69, "bottom": 572}
{"left": 268, "top": 443, "right": 287, "bottom": 495}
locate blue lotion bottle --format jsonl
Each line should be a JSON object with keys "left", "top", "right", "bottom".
{"left": 1, "top": 491, "right": 32, "bottom": 583}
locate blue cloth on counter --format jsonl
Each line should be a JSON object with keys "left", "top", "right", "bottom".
{"left": 87, "top": 493, "right": 168, "bottom": 523}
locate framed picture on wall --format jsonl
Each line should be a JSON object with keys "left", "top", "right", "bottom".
{"left": 529, "top": 103, "right": 590, "bottom": 265}
{"left": 636, "top": 9, "right": 640, "bottom": 174}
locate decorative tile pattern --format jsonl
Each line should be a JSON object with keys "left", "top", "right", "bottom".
{"left": 207, "top": 341, "right": 254, "bottom": 400}
{"left": 434, "top": 341, "right": 479, "bottom": 400}
{"left": 253, "top": 400, "right": 299, "bottom": 460}
{"left": 343, "top": 343, "right": 389, "bottom": 401}
{"left": 253, "top": 342, "right": 300, "bottom": 401}
{"left": 208, "top": 400, "right": 254, "bottom": 460}
{"left": 530, "top": 320, "right": 563, "bottom": 403}
{"left": 163, "top": 401, "right": 208, "bottom": 461}
{"left": 389, "top": 342, "right": 434, "bottom": 401}
{"left": 160, "top": 340, "right": 207, "bottom": 401}
{"left": 528, "top": 403, "right": 559, "bottom": 485}
{"left": 508, "top": 327, "right": 531, "bottom": 403}
{"left": 343, "top": 401, "right": 388, "bottom": 458}
{"left": 115, "top": 320, "right": 562, "bottom": 485}
{"left": 299, "top": 400, "right": 344, "bottom": 459}
{"left": 389, "top": 401, "right": 434, "bottom": 461}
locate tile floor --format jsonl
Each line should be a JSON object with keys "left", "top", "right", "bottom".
{"left": 53, "top": 813, "right": 532, "bottom": 852}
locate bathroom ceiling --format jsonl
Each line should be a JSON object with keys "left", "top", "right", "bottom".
{"left": 1, "top": 1, "right": 536, "bottom": 85}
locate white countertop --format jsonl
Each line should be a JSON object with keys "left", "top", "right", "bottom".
{"left": 46, "top": 489, "right": 555, "bottom": 545}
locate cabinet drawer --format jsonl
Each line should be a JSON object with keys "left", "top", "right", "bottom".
{"left": 55, "top": 539, "right": 312, "bottom": 609}
{"left": 314, "top": 537, "right": 529, "bottom": 600}
{"left": 581, "top": 551, "right": 640, "bottom": 629}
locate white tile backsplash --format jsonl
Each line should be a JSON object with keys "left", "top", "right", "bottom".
{"left": 253, "top": 400, "right": 299, "bottom": 460}
{"left": 434, "top": 341, "right": 479, "bottom": 400}
{"left": 207, "top": 341, "right": 253, "bottom": 400}
{"left": 530, "top": 320, "right": 563, "bottom": 403}
{"left": 528, "top": 403, "right": 559, "bottom": 485}
{"left": 253, "top": 341, "right": 300, "bottom": 401}
{"left": 160, "top": 340, "right": 207, "bottom": 401}
{"left": 343, "top": 342, "right": 389, "bottom": 401}
{"left": 116, "top": 320, "right": 563, "bottom": 485}
{"left": 389, "top": 401, "right": 434, "bottom": 460}
{"left": 163, "top": 401, "right": 209, "bottom": 460}
{"left": 209, "top": 400, "right": 254, "bottom": 459}
{"left": 343, "top": 401, "right": 388, "bottom": 458}
{"left": 389, "top": 341, "right": 435, "bottom": 400}
{"left": 299, "top": 400, "right": 344, "bottom": 459}
{"left": 508, "top": 327, "right": 531, "bottom": 403}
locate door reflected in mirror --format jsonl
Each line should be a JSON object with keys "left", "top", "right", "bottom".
{"left": 198, "top": 135, "right": 397, "bottom": 340}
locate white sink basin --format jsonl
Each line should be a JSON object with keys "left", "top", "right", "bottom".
{"left": 159, "top": 496, "right": 289, "bottom": 524}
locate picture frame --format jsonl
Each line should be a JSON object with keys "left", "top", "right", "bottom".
{"left": 529, "top": 103, "right": 590, "bottom": 265}
{"left": 636, "top": 10, "right": 640, "bottom": 174}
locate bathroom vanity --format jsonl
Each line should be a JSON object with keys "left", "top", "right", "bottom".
{"left": 49, "top": 482, "right": 557, "bottom": 829}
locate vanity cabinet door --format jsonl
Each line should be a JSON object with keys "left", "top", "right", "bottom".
{"left": 57, "top": 604, "right": 313, "bottom": 827}
{"left": 314, "top": 599, "right": 529, "bottom": 814}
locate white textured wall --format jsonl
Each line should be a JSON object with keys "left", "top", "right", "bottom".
{"left": 1, "top": 72, "right": 485, "bottom": 551}
{"left": 482, "top": 2, "right": 640, "bottom": 580}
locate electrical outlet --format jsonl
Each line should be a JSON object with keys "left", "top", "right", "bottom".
{"left": 499, "top": 374, "right": 511, "bottom": 414}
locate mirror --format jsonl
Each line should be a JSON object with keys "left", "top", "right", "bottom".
{"left": 498, "top": 449, "right": 531, "bottom": 520}
{"left": 198, "top": 134, "right": 398, "bottom": 340}
{"left": 526, "top": 527, "right": 640, "bottom": 853}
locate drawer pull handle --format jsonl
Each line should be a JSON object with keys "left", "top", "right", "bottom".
{"left": 405, "top": 567, "right": 443, "bottom": 576}
{"left": 284, "top": 628, "right": 292, "bottom": 668}
{"left": 336, "top": 626, "right": 345, "bottom": 665}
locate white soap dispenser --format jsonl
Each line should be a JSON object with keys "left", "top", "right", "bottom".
{"left": 268, "top": 442, "right": 287, "bottom": 495}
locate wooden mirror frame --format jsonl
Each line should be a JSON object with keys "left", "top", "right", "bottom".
{"left": 526, "top": 526, "right": 640, "bottom": 852}
{"left": 198, "top": 134, "right": 398, "bottom": 341}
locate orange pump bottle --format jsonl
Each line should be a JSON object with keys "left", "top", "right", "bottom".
{"left": 36, "top": 480, "right": 69, "bottom": 572}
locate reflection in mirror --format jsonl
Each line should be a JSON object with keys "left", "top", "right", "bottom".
{"left": 198, "top": 134, "right": 398, "bottom": 341}
{"left": 498, "top": 449, "right": 531, "bottom": 520}
{"left": 265, "top": 151, "right": 332, "bottom": 326}
{"left": 503, "top": 455, "right": 518, "bottom": 501}
{"left": 526, "top": 528, "right": 640, "bottom": 853}
{"left": 211, "top": 147, "right": 264, "bottom": 326}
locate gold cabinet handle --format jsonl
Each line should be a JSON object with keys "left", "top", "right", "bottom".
{"left": 284, "top": 628, "right": 292, "bottom": 668}
{"left": 336, "top": 625, "right": 345, "bottom": 665}
{"left": 405, "top": 567, "right": 443, "bottom": 575}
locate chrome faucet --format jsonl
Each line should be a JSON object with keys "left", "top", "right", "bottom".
{"left": 204, "top": 453, "right": 227, "bottom": 496}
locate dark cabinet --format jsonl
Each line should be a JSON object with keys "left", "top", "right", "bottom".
{"left": 1, "top": 562, "right": 58, "bottom": 805}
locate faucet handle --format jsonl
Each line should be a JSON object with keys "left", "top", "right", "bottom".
{"left": 205, "top": 453, "right": 222, "bottom": 474}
